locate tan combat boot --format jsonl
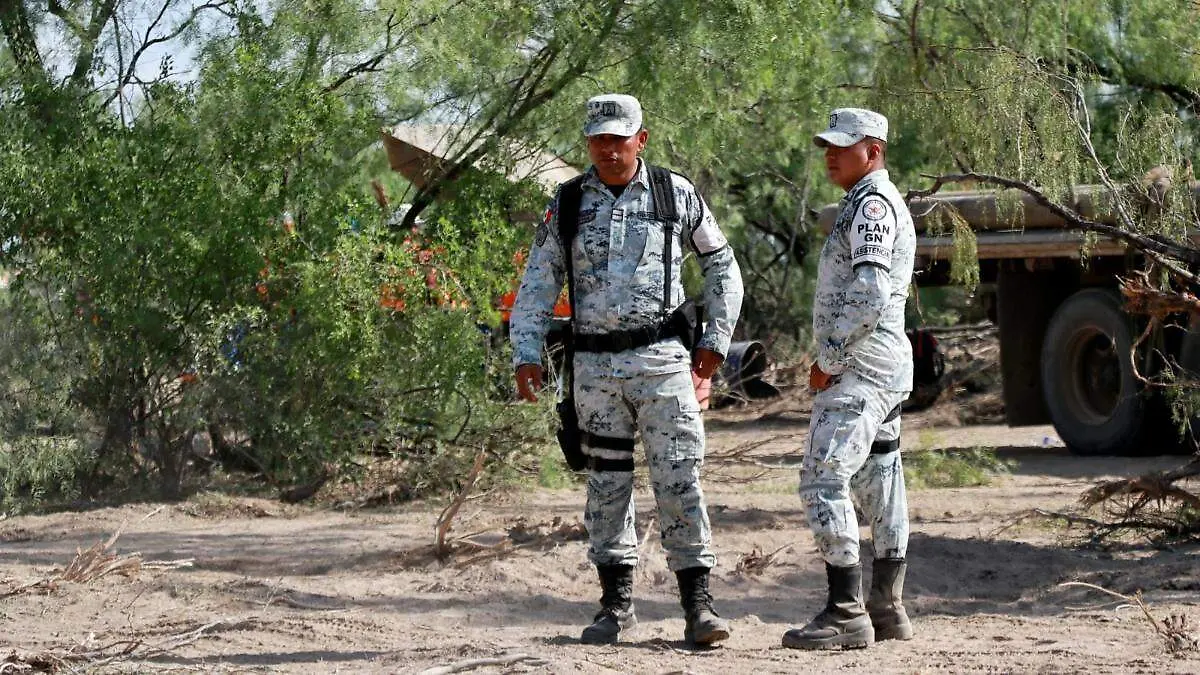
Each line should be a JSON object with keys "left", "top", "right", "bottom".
{"left": 867, "top": 557, "right": 913, "bottom": 641}
{"left": 782, "top": 562, "right": 875, "bottom": 650}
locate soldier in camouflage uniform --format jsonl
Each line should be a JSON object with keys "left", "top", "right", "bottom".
{"left": 511, "top": 94, "right": 744, "bottom": 647}
{"left": 782, "top": 108, "right": 916, "bottom": 651}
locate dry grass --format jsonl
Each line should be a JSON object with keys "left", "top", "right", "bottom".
{"left": 1, "top": 512, "right": 192, "bottom": 599}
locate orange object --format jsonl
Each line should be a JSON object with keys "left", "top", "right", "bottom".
{"left": 496, "top": 248, "right": 572, "bottom": 322}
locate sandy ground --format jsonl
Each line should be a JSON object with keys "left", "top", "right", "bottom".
{"left": 3, "top": 401, "right": 1200, "bottom": 673}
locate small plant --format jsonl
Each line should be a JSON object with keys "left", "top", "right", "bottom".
{"left": 537, "top": 448, "right": 581, "bottom": 489}
{"left": 904, "top": 446, "right": 1014, "bottom": 489}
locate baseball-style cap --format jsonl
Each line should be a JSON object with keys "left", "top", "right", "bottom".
{"left": 813, "top": 108, "right": 888, "bottom": 147}
{"left": 584, "top": 94, "right": 643, "bottom": 137}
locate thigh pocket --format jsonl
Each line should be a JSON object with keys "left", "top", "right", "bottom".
{"left": 808, "top": 391, "right": 868, "bottom": 467}
{"left": 661, "top": 398, "right": 703, "bottom": 462}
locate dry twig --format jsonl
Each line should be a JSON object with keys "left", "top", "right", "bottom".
{"left": 0, "top": 618, "right": 256, "bottom": 672}
{"left": 434, "top": 448, "right": 488, "bottom": 559}
{"left": 417, "top": 652, "right": 548, "bottom": 675}
{"left": 1059, "top": 581, "right": 1198, "bottom": 653}
{"left": 734, "top": 542, "right": 795, "bottom": 576}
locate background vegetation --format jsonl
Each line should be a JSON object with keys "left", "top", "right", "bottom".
{"left": 1, "top": 0, "right": 1198, "bottom": 509}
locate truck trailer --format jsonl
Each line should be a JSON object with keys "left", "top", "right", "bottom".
{"left": 820, "top": 185, "right": 1200, "bottom": 456}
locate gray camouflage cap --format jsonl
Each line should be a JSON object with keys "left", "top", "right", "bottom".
{"left": 584, "top": 94, "right": 643, "bottom": 137}
{"left": 814, "top": 108, "right": 888, "bottom": 147}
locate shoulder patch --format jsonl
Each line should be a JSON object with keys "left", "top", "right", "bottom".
{"left": 861, "top": 197, "right": 888, "bottom": 221}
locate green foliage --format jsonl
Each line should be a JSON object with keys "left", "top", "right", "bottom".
{"left": 536, "top": 448, "right": 581, "bottom": 489}
{"left": 6, "top": 0, "right": 1200, "bottom": 508}
{"left": 904, "top": 447, "right": 1014, "bottom": 490}
{"left": 0, "top": 437, "right": 94, "bottom": 513}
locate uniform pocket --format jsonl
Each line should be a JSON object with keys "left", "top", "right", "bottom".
{"left": 663, "top": 397, "right": 703, "bottom": 462}
{"left": 640, "top": 221, "right": 683, "bottom": 264}
{"left": 807, "top": 390, "right": 870, "bottom": 470}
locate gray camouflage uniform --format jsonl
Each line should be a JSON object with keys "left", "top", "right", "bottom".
{"left": 804, "top": 168, "right": 915, "bottom": 567}
{"left": 511, "top": 159, "right": 743, "bottom": 572}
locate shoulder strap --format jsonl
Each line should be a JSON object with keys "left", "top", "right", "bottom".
{"left": 648, "top": 165, "right": 678, "bottom": 317}
{"left": 556, "top": 175, "right": 586, "bottom": 332}
{"left": 648, "top": 165, "right": 678, "bottom": 223}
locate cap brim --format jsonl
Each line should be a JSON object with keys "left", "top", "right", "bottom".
{"left": 584, "top": 120, "right": 640, "bottom": 137}
{"left": 813, "top": 131, "right": 863, "bottom": 148}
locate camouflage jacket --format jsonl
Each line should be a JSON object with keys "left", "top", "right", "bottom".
{"left": 813, "top": 169, "right": 915, "bottom": 392}
{"left": 511, "top": 160, "right": 743, "bottom": 378}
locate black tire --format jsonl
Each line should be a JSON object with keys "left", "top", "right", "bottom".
{"left": 1041, "top": 288, "right": 1149, "bottom": 455}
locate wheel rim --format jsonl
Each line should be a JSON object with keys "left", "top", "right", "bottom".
{"left": 1064, "top": 326, "right": 1121, "bottom": 425}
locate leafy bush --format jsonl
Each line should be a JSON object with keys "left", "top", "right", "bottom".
{"left": 904, "top": 447, "right": 1014, "bottom": 489}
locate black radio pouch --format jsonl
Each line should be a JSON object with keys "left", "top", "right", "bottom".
{"left": 555, "top": 394, "right": 587, "bottom": 471}
{"left": 669, "top": 298, "right": 705, "bottom": 353}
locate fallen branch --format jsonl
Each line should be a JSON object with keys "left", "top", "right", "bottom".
{"left": 704, "top": 467, "right": 773, "bottom": 485}
{"left": 59, "top": 538, "right": 142, "bottom": 584}
{"left": 734, "top": 542, "right": 796, "bottom": 576}
{"left": 417, "top": 652, "right": 548, "bottom": 675}
{"left": 989, "top": 508, "right": 1130, "bottom": 541}
{"left": 0, "top": 618, "right": 256, "bottom": 672}
{"left": 707, "top": 433, "right": 805, "bottom": 468}
{"left": 1121, "top": 270, "right": 1200, "bottom": 318}
{"left": 434, "top": 448, "right": 488, "bottom": 560}
{"left": 639, "top": 516, "right": 657, "bottom": 554}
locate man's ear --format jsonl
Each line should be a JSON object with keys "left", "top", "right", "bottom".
{"left": 868, "top": 140, "right": 886, "bottom": 163}
{"left": 636, "top": 128, "right": 649, "bottom": 151}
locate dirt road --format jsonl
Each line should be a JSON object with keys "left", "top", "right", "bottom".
{"left": 2, "top": 416, "right": 1198, "bottom": 673}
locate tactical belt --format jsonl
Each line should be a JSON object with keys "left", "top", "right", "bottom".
{"left": 870, "top": 404, "right": 904, "bottom": 454}
{"left": 870, "top": 438, "right": 900, "bottom": 454}
{"left": 582, "top": 432, "right": 635, "bottom": 472}
{"left": 574, "top": 321, "right": 673, "bottom": 353}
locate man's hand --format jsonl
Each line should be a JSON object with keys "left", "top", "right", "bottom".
{"left": 515, "top": 364, "right": 544, "bottom": 403}
{"left": 809, "top": 362, "right": 834, "bottom": 392}
{"left": 693, "top": 348, "right": 723, "bottom": 380}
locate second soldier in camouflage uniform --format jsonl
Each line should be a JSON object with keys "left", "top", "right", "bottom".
{"left": 511, "top": 94, "right": 744, "bottom": 646}
{"left": 782, "top": 108, "right": 916, "bottom": 651}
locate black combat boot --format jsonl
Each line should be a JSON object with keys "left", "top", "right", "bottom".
{"left": 580, "top": 564, "right": 637, "bottom": 644}
{"left": 867, "top": 558, "right": 913, "bottom": 641}
{"left": 781, "top": 562, "right": 874, "bottom": 650}
{"left": 676, "top": 566, "right": 731, "bottom": 646}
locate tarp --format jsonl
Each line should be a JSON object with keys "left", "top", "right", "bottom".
{"left": 381, "top": 124, "right": 581, "bottom": 195}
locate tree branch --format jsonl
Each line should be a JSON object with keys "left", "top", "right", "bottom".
{"left": 0, "top": 0, "right": 48, "bottom": 89}
{"left": 907, "top": 172, "right": 1200, "bottom": 272}
{"left": 323, "top": 0, "right": 469, "bottom": 94}
{"left": 68, "top": 0, "right": 120, "bottom": 88}
{"left": 101, "top": 0, "right": 235, "bottom": 109}
{"left": 399, "top": 0, "right": 628, "bottom": 230}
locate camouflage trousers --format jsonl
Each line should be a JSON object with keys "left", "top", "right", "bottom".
{"left": 576, "top": 367, "right": 715, "bottom": 571}
{"left": 800, "top": 372, "right": 909, "bottom": 567}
